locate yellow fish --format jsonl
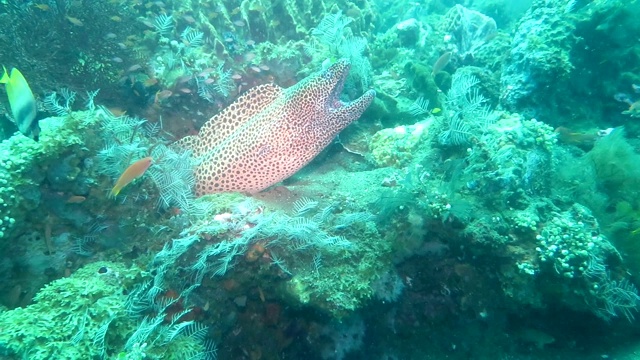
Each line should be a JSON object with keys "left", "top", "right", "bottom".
{"left": 0, "top": 66, "right": 39, "bottom": 140}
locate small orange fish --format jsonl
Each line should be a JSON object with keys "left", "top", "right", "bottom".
{"left": 249, "top": 4, "right": 266, "bottom": 12}
{"left": 107, "top": 107, "right": 127, "bottom": 117}
{"left": 154, "top": 89, "right": 173, "bottom": 104}
{"left": 622, "top": 101, "right": 640, "bottom": 117}
{"left": 66, "top": 195, "right": 87, "bottom": 203}
{"left": 141, "top": 19, "right": 155, "bottom": 28}
{"left": 554, "top": 127, "right": 597, "bottom": 147}
{"left": 144, "top": 77, "right": 158, "bottom": 86}
{"left": 110, "top": 157, "right": 153, "bottom": 197}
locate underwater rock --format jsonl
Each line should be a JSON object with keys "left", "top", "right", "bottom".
{"left": 369, "top": 120, "right": 432, "bottom": 168}
{"left": 500, "top": 0, "right": 575, "bottom": 118}
{"left": 441, "top": 4, "right": 497, "bottom": 59}
{"left": 0, "top": 112, "right": 99, "bottom": 243}
{"left": 395, "top": 18, "right": 421, "bottom": 47}
{"left": 0, "top": 262, "right": 137, "bottom": 359}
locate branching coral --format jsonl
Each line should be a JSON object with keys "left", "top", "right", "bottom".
{"left": 148, "top": 195, "right": 390, "bottom": 317}
{"left": 94, "top": 107, "right": 197, "bottom": 212}
{"left": 439, "top": 71, "right": 492, "bottom": 146}
{"left": 307, "top": 11, "right": 373, "bottom": 90}
{"left": 147, "top": 144, "right": 196, "bottom": 211}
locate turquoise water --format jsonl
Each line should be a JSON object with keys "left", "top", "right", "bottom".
{"left": 0, "top": 0, "right": 639, "bottom": 359}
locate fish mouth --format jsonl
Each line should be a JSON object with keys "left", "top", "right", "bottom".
{"left": 326, "top": 60, "right": 375, "bottom": 114}
{"left": 339, "top": 89, "right": 376, "bottom": 118}
{"left": 325, "top": 59, "right": 350, "bottom": 111}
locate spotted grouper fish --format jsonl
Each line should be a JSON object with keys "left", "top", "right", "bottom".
{"left": 175, "top": 59, "right": 375, "bottom": 195}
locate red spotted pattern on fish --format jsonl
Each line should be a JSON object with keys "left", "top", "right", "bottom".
{"left": 174, "top": 59, "right": 375, "bottom": 195}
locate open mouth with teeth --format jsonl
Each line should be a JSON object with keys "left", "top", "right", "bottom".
{"left": 323, "top": 60, "right": 349, "bottom": 109}
{"left": 320, "top": 59, "right": 375, "bottom": 116}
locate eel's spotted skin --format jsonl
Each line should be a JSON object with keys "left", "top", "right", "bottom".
{"left": 175, "top": 59, "right": 376, "bottom": 195}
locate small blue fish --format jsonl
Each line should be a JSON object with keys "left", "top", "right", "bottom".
{"left": 0, "top": 66, "right": 39, "bottom": 140}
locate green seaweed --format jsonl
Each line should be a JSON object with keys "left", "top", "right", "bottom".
{"left": 585, "top": 128, "right": 640, "bottom": 201}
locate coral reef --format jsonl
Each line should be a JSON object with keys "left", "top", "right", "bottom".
{"left": 0, "top": 261, "right": 212, "bottom": 359}
{"left": 2, "top": 0, "right": 640, "bottom": 359}
{"left": 0, "top": 108, "right": 100, "bottom": 243}
{"left": 148, "top": 194, "right": 391, "bottom": 318}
